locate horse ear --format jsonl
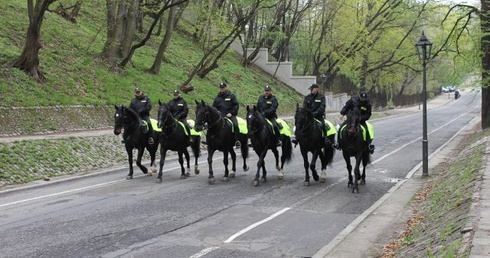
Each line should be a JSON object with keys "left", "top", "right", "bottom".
{"left": 253, "top": 105, "right": 257, "bottom": 111}
{"left": 158, "top": 99, "right": 162, "bottom": 105}
{"left": 296, "top": 103, "right": 299, "bottom": 109}
{"left": 246, "top": 105, "right": 250, "bottom": 112}
{"left": 201, "top": 99, "right": 205, "bottom": 105}
{"left": 195, "top": 99, "right": 199, "bottom": 105}
{"left": 115, "top": 105, "right": 118, "bottom": 110}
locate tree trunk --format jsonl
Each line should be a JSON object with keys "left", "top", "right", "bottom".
{"left": 12, "top": 0, "right": 55, "bottom": 82}
{"left": 482, "top": 0, "right": 490, "bottom": 129}
{"left": 149, "top": 4, "right": 177, "bottom": 74}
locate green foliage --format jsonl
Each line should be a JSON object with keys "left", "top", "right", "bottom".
{"left": 0, "top": 0, "right": 303, "bottom": 115}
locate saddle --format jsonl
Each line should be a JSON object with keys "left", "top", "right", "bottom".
{"left": 314, "top": 119, "right": 337, "bottom": 138}
{"left": 339, "top": 122, "right": 374, "bottom": 142}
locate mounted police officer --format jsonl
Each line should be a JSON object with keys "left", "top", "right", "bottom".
{"left": 167, "top": 89, "right": 191, "bottom": 136}
{"left": 130, "top": 87, "right": 154, "bottom": 144}
{"left": 256, "top": 85, "right": 281, "bottom": 146}
{"left": 333, "top": 87, "right": 375, "bottom": 154}
{"left": 212, "top": 82, "right": 241, "bottom": 147}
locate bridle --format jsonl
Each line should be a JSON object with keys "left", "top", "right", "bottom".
{"left": 158, "top": 106, "right": 177, "bottom": 135}
{"left": 197, "top": 105, "right": 222, "bottom": 130}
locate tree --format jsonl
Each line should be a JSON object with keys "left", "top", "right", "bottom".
{"left": 12, "top": 0, "right": 56, "bottom": 82}
{"left": 481, "top": 0, "right": 490, "bottom": 128}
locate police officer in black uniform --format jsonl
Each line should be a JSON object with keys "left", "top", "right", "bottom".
{"left": 167, "top": 90, "right": 191, "bottom": 136}
{"left": 304, "top": 83, "right": 328, "bottom": 132}
{"left": 130, "top": 87, "right": 154, "bottom": 144}
{"left": 333, "top": 87, "right": 375, "bottom": 153}
{"left": 256, "top": 85, "right": 281, "bottom": 146}
{"left": 212, "top": 82, "right": 241, "bottom": 147}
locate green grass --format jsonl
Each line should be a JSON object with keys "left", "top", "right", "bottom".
{"left": 0, "top": 0, "right": 303, "bottom": 116}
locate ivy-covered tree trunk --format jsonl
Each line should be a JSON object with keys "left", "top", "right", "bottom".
{"left": 12, "top": 0, "right": 56, "bottom": 82}
{"left": 482, "top": 0, "right": 490, "bottom": 129}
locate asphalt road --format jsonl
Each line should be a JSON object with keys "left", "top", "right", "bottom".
{"left": 0, "top": 89, "right": 480, "bottom": 258}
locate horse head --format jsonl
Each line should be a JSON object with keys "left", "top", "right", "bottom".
{"left": 157, "top": 100, "right": 173, "bottom": 129}
{"left": 246, "top": 105, "right": 265, "bottom": 135}
{"left": 194, "top": 100, "right": 209, "bottom": 132}
{"left": 294, "top": 103, "right": 314, "bottom": 135}
{"left": 345, "top": 106, "right": 361, "bottom": 135}
{"left": 113, "top": 105, "right": 139, "bottom": 135}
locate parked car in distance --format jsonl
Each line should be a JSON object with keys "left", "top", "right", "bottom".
{"left": 442, "top": 86, "right": 456, "bottom": 93}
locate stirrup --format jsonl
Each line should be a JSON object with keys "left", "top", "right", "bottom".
{"left": 369, "top": 144, "right": 375, "bottom": 154}
{"left": 332, "top": 142, "right": 340, "bottom": 150}
{"left": 148, "top": 137, "right": 154, "bottom": 145}
{"left": 277, "top": 140, "right": 282, "bottom": 147}
{"left": 235, "top": 140, "right": 241, "bottom": 148}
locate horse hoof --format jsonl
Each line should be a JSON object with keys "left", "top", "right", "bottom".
{"left": 195, "top": 167, "right": 200, "bottom": 175}
{"left": 276, "top": 166, "right": 281, "bottom": 170}
{"left": 244, "top": 166, "right": 249, "bottom": 171}
{"left": 222, "top": 177, "right": 229, "bottom": 182}
{"left": 304, "top": 181, "right": 310, "bottom": 187}
{"left": 313, "top": 175, "right": 319, "bottom": 181}
{"left": 278, "top": 174, "right": 284, "bottom": 180}
{"left": 185, "top": 172, "right": 191, "bottom": 177}
{"left": 360, "top": 180, "right": 366, "bottom": 185}
{"left": 260, "top": 177, "right": 267, "bottom": 183}
{"left": 254, "top": 180, "right": 259, "bottom": 187}
{"left": 156, "top": 178, "right": 162, "bottom": 183}
{"left": 320, "top": 177, "right": 326, "bottom": 183}
{"left": 347, "top": 182, "right": 353, "bottom": 188}
{"left": 353, "top": 188, "right": 359, "bottom": 194}
{"left": 126, "top": 176, "right": 133, "bottom": 180}
{"left": 180, "top": 175, "right": 187, "bottom": 179}
{"left": 208, "top": 178, "right": 215, "bottom": 184}
{"left": 229, "top": 172, "right": 236, "bottom": 178}
{"left": 147, "top": 172, "right": 153, "bottom": 177}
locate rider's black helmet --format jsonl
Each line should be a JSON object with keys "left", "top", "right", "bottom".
{"left": 219, "top": 82, "right": 227, "bottom": 88}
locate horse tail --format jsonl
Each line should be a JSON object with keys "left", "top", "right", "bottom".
{"left": 191, "top": 135, "right": 201, "bottom": 158}
{"left": 281, "top": 136, "right": 293, "bottom": 163}
{"left": 239, "top": 134, "right": 249, "bottom": 159}
{"left": 324, "top": 134, "right": 335, "bottom": 166}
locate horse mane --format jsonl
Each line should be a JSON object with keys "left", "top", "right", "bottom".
{"left": 123, "top": 105, "right": 141, "bottom": 121}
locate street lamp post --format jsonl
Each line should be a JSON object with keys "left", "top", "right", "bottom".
{"left": 415, "top": 31, "right": 432, "bottom": 177}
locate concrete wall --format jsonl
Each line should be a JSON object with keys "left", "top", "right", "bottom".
{"left": 230, "top": 40, "right": 350, "bottom": 111}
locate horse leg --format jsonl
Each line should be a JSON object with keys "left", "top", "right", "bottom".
{"left": 240, "top": 135, "right": 249, "bottom": 171}
{"left": 222, "top": 150, "right": 230, "bottom": 182}
{"left": 136, "top": 147, "right": 148, "bottom": 175}
{"left": 178, "top": 151, "right": 187, "bottom": 179}
{"left": 126, "top": 147, "right": 134, "bottom": 180}
{"left": 319, "top": 148, "right": 327, "bottom": 183}
{"left": 310, "top": 150, "right": 320, "bottom": 182}
{"left": 360, "top": 153, "right": 368, "bottom": 185}
{"left": 352, "top": 155, "right": 362, "bottom": 194}
{"left": 300, "top": 148, "right": 310, "bottom": 186}
{"left": 207, "top": 149, "right": 216, "bottom": 184}
{"left": 147, "top": 146, "right": 156, "bottom": 177}
{"left": 184, "top": 149, "right": 191, "bottom": 177}
{"left": 229, "top": 149, "right": 237, "bottom": 178}
{"left": 256, "top": 149, "right": 268, "bottom": 186}
{"left": 344, "top": 152, "right": 353, "bottom": 188}
{"left": 156, "top": 148, "right": 167, "bottom": 183}
{"left": 191, "top": 136, "right": 200, "bottom": 175}
{"left": 271, "top": 148, "right": 283, "bottom": 180}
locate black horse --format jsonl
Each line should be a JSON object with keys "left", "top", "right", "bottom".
{"left": 113, "top": 105, "right": 160, "bottom": 180}
{"left": 294, "top": 103, "right": 335, "bottom": 186}
{"left": 155, "top": 101, "right": 201, "bottom": 183}
{"left": 194, "top": 100, "right": 249, "bottom": 184}
{"left": 246, "top": 105, "right": 293, "bottom": 186}
{"left": 338, "top": 106, "right": 371, "bottom": 193}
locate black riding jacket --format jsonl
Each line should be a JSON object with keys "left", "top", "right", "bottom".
{"left": 303, "top": 92, "right": 326, "bottom": 119}
{"left": 212, "top": 90, "right": 239, "bottom": 116}
{"left": 340, "top": 96, "right": 372, "bottom": 122}
{"left": 130, "top": 94, "right": 152, "bottom": 118}
{"left": 167, "top": 96, "right": 188, "bottom": 120}
{"left": 256, "top": 94, "right": 278, "bottom": 119}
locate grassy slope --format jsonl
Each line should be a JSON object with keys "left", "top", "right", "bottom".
{"left": 0, "top": 0, "right": 302, "bottom": 114}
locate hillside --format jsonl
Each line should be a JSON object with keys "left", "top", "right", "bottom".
{"left": 0, "top": 1, "right": 303, "bottom": 119}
